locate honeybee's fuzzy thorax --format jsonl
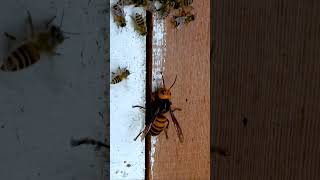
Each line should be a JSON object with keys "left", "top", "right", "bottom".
{"left": 119, "top": 19, "right": 126, "bottom": 27}
{"left": 33, "top": 26, "right": 65, "bottom": 53}
{"left": 115, "top": 16, "right": 126, "bottom": 27}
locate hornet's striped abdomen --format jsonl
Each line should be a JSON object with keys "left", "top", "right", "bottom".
{"left": 1, "top": 43, "right": 40, "bottom": 72}
{"left": 150, "top": 114, "right": 168, "bottom": 136}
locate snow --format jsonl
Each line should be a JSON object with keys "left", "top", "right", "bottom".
{"left": 110, "top": 1, "right": 146, "bottom": 179}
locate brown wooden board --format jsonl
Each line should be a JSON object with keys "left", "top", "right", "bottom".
{"left": 150, "top": 0, "right": 211, "bottom": 179}
{"left": 212, "top": 0, "right": 320, "bottom": 179}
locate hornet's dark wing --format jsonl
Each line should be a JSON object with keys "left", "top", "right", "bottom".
{"left": 170, "top": 109, "right": 184, "bottom": 143}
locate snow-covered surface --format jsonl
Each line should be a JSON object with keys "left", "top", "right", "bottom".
{"left": 110, "top": 1, "right": 146, "bottom": 179}
{"left": 150, "top": 15, "right": 167, "bottom": 179}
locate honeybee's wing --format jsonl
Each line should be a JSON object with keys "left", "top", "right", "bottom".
{"left": 112, "top": 4, "right": 124, "bottom": 17}
{"left": 170, "top": 109, "right": 184, "bottom": 143}
{"left": 175, "top": 17, "right": 187, "bottom": 30}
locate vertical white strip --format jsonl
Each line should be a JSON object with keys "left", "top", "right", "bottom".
{"left": 110, "top": 2, "right": 146, "bottom": 179}
{"left": 150, "top": 15, "right": 167, "bottom": 179}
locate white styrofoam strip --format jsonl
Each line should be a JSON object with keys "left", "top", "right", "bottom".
{"left": 110, "top": 2, "right": 146, "bottom": 179}
{"left": 150, "top": 15, "right": 167, "bottom": 179}
{"left": 152, "top": 16, "right": 167, "bottom": 92}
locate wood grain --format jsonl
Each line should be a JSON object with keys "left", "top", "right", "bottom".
{"left": 151, "top": 0, "right": 210, "bottom": 179}
{"left": 212, "top": 0, "right": 320, "bottom": 179}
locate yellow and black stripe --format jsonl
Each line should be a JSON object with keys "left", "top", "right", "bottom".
{"left": 150, "top": 114, "right": 168, "bottom": 136}
{"left": 111, "top": 69, "right": 130, "bottom": 84}
{"left": 180, "top": 0, "right": 193, "bottom": 7}
{"left": 1, "top": 43, "right": 40, "bottom": 72}
{"left": 134, "top": 13, "right": 147, "bottom": 36}
{"left": 111, "top": 75, "right": 122, "bottom": 84}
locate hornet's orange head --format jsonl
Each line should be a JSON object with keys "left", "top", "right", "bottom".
{"left": 157, "top": 73, "right": 177, "bottom": 100}
{"left": 157, "top": 88, "right": 172, "bottom": 100}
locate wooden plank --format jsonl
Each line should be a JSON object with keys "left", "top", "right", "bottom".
{"left": 150, "top": 0, "right": 211, "bottom": 178}
{"left": 212, "top": 0, "right": 320, "bottom": 179}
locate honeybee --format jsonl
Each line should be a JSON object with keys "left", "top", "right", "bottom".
{"left": 179, "top": 0, "right": 193, "bottom": 7}
{"left": 171, "top": 9, "right": 195, "bottom": 29}
{"left": 70, "top": 137, "right": 109, "bottom": 150}
{"left": 112, "top": 3, "right": 127, "bottom": 28}
{"left": 131, "top": 13, "right": 147, "bottom": 36}
{"left": 133, "top": 73, "right": 184, "bottom": 142}
{"left": 0, "top": 11, "right": 67, "bottom": 72}
{"left": 136, "top": 0, "right": 157, "bottom": 12}
{"left": 156, "top": 2, "right": 171, "bottom": 19}
{"left": 156, "top": 0, "right": 182, "bottom": 19}
{"left": 111, "top": 66, "right": 131, "bottom": 84}
{"left": 166, "top": 0, "right": 181, "bottom": 9}
{"left": 118, "top": 0, "right": 135, "bottom": 6}
{"left": 133, "top": 0, "right": 148, "bottom": 7}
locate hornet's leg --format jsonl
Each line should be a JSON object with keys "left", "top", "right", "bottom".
{"left": 133, "top": 130, "right": 143, "bottom": 141}
{"left": 171, "top": 107, "right": 182, "bottom": 112}
{"left": 164, "top": 119, "right": 170, "bottom": 139}
{"left": 27, "top": 10, "right": 34, "bottom": 37}
{"left": 132, "top": 105, "right": 145, "bottom": 109}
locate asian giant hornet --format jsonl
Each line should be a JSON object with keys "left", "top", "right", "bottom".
{"left": 133, "top": 73, "right": 184, "bottom": 142}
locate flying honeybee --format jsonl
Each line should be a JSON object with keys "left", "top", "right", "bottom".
{"left": 0, "top": 10, "right": 68, "bottom": 72}
{"left": 112, "top": 3, "right": 126, "bottom": 28}
{"left": 171, "top": 9, "right": 195, "bottom": 29}
{"left": 133, "top": 73, "right": 184, "bottom": 142}
{"left": 131, "top": 13, "right": 147, "bottom": 36}
{"left": 111, "top": 66, "right": 131, "bottom": 84}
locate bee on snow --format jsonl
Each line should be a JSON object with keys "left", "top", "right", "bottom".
{"left": 112, "top": 2, "right": 127, "bottom": 28}
{"left": 111, "top": 67, "right": 131, "bottom": 84}
{"left": 156, "top": 0, "right": 193, "bottom": 19}
{"left": 133, "top": 73, "right": 184, "bottom": 143}
{"left": 0, "top": 11, "right": 68, "bottom": 72}
{"left": 131, "top": 13, "right": 147, "bottom": 36}
{"left": 118, "top": 0, "right": 157, "bottom": 13}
